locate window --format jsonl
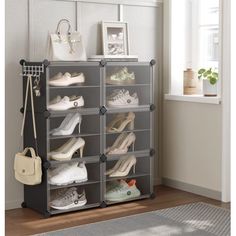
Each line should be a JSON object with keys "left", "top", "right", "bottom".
{"left": 168, "top": 0, "right": 220, "bottom": 96}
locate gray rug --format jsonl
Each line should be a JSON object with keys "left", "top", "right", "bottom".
{"left": 37, "top": 202, "right": 230, "bottom": 236}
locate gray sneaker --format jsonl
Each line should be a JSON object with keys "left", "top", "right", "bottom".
{"left": 50, "top": 187, "right": 87, "bottom": 210}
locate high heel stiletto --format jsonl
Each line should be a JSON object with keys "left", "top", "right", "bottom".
{"left": 109, "top": 155, "right": 137, "bottom": 177}
{"left": 51, "top": 112, "right": 82, "bottom": 136}
{"left": 105, "top": 156, "right": 126, "bottom": 175}
{"left": 107, "top": 112, "right": 135, "bottom": 133}
{"left": 51, "top": 137, "right": 85, "bottom": 161}
{"left": 107, "top": 132, "right": 136, "bottom": 155}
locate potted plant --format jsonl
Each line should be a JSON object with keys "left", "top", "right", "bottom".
{"left": 198, "top": 68, "right": 218, "bottom": 96}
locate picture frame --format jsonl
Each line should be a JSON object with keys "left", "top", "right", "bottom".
{"left": 102, "top": 21, "right": 129, "bottom": 56}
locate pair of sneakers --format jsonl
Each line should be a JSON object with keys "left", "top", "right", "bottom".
{"left": 105, "top": 179, "right": 141, "bottom": 202}
{"left": 107, "top": 89, "right": 139, "bottom": 108}
{"left": 50, "top": 187, "right": 87, "bottom": 210}
{"left": 48, "top": 162, "right": 88, "bottom": 186}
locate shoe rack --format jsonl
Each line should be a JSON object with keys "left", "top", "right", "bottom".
{"left": 20, "top": 59, "right": 156, "bottom": 217}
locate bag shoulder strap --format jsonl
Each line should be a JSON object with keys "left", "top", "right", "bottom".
{"left": 21, "top": 75, "right": 39, "bottom": 156}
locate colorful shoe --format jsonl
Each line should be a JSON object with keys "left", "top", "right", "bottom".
{"left": 106, "top": 67, "right": 135, "bottom": 85}
{"left": 105, "top": 179, "right": 141, "bottom": 202}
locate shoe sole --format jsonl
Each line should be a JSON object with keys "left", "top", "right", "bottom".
{"left": 106, "top": 192, "right": 141, "bottom": 202}
{"left": 49, "top": 178, "right": 88, "bottom": 186}
{"left": 51, "top": 199, "right": 87, "bottom": 210}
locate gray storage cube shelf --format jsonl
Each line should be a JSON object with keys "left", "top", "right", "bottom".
{"left": 21, "top": 60, "right": 156, "bottom": 217}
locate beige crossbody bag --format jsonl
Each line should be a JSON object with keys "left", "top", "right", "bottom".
{"left": 14, "top": 75, "right": 42, "bottom": 185}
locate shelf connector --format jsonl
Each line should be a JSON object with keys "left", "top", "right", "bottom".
{"left": 150, "top": 148, "right": 156, "bottom": 156}
{"left": 44, "top": 110, "right": 51, "bottom": 119}
{"left": 150, "top": 59, "right": 156, "bottom": 66}
{"left": 100, "top": 201, "right": 107, "bottom": 208}
{"left": 150, "top": 104, "right": 156, "bottom": 111}
{"left": 20, "top": 107, "right": 24, "bottom": 114}
{"left": 43, "top": 59, "right": 50, "bottom": 67}
{"left": 100, "top": 60, "right": 107, "bottom": 67}
{"left": 43, "top": 161, "right": 51, "bottom": 170}
{"left": 100, "top": 154, "right": 107, "bottom": 163}
{"left": 100, "top": 106, "right": 107, "bottom": 115}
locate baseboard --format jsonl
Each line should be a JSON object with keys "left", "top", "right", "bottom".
{"left": 5, "top": 199, "right": 22, "bottom": 210}
{"left": 162, "top": 178, "right": 221, "bottom": 200}
{"left": 154, "top": 177, "right": 162, "bottom": 185}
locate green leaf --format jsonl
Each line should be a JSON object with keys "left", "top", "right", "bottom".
{"left": 198, "top": 68, "right": 206, "bottom": 74}
{"left": 198, "top": 75, "right": 202, "bottom": 79}
{"left": 212, "top": 72, "right": 218, "bottom": 78}
{"left": 209, "top": 76, "right": 217, "bottom": 85}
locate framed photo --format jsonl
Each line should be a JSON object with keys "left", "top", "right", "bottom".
{"left": 102, "top": 21, "right": 129, "bottom": 56}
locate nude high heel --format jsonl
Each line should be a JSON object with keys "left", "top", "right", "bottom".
{"left": 108, "top": 132, "right": 136, "bottom": 155}
{"left": 109, "top": 155, "right": 137, "bottom": 177}
{"left": 105, "top": 156, "right": 126, "bottom": 175}
{"left": 107, "top": 112, "right": 135, "bottom": 133}
{"left": 79, "top": 144, "right": 85, "bottom": 158}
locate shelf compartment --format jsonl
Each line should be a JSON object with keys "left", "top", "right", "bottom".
{"left": 49, "top": 114, "right": 100, "bottom": 139}
{"left": 49, "top": 135, "right": 100, "bottom": 158}
{"left": 49, "top": 87, "right": 100, "bottom": 109}
{"left": 105, "top": 64, "right": 151, "bottom": 85}
{"left": 49, "top": 182, "right": 101, "bottom": 215}
{"left": 48, "top": 161, "right": 101, "bottom": 186}
{"left": 48, "top": 64, "right": 101, "bottom": 86}
{"left": 106, "top": 130, "right": 150, "bottom": 153}
{"left": 105, "top": 175, "right": 151, "bottom": 205}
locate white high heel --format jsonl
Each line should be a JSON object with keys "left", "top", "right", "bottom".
{"left": 51, "top": 137, "right": 85, "bottom": 161}
{"left": 51, "top": 113, "right": 82, "bottom": 136}
{"left": 106, "top": 112, "right": 135, "bottom": 133}
{"left": 109, "top": 155, "right": 137, "bottom": 177}
{"left": 108, "top": 132, "right": 136, "bottom": 155}
{"left": 50, "top": 113, "right": 74, "bottom": 135}
{"left": 48, "top": 138, "right": 76, "bottom": 157}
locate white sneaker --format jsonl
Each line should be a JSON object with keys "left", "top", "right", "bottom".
{"left": 51, "top": 137, "right": 85, "bottom": 161}
{"left": 48, "top": 96, "right": 84, "bottom": 111}
{"left": 107, "top": 89, "right": 139, "bottom": 108}
{"left": 49, "top": 72, "right": 85, "bottom": 87}
{"left": 48, "top": 162, "right": 88, "bottom": 186}
{"left": 51, "top": 113, "right": 82, "bottom": 136}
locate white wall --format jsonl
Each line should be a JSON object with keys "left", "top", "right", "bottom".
{"left": 163, "top": 101, "right": 222, "bottom": 194}
{"left": 5, "top": 0, "right": 163, "bottom": 209}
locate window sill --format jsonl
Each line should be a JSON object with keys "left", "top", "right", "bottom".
{"left": 164, "top": 94, "right": 221, "bottom": 104}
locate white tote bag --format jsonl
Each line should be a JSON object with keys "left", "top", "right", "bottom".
{"left": 49, "top": 19, "right": 87, "bottom": 61}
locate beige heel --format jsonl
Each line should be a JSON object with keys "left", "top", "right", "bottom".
{"left": 78, "top": 123, "right": 81, "bottom": 134}
{"left": 132, "top": 141, "right": 135, "bottom": 152}
{"left": 80, "top": 145, "right": 85, "bottom": 158}
{"left": 127, "top": 120, "right": 134, "bottom": 130}
{"left": 133, "top": 164, "right": 136, "bottom": 174}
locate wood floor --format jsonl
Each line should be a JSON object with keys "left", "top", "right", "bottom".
{"left": 5, "top": 185, "right": 230, "bottom": 236}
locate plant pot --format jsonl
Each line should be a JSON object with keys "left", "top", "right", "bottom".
{"left": 203, "top": 80, "right": 217, "bottom": 96}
